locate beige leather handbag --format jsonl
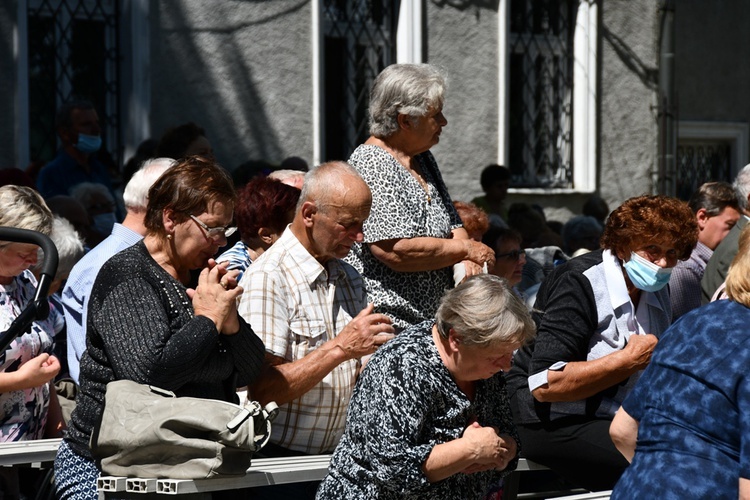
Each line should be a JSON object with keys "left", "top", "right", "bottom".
{"left": 90, "top": 379, "right": 278, "bottom": 479}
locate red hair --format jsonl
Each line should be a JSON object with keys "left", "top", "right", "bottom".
{"left": 235, "top": 176, "right": 300, "bottom": 240}
{"left": 600, "top": 195, "right": 698, "bottom": 260}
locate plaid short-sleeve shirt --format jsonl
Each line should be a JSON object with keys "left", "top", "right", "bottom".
{"left": 237, "top": 228, "right": 367, "bottom": 454}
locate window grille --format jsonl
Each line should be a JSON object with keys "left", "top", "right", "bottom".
{"left": 675, "top": 141, "right": 731, "bottom": 201}
{"left": 509, "top": 0, "right": 574, "bottom": 188}
{"left": 322, "top": 0, "right": 398, "bottom": 162}
{"left": 27, "top": 0, "right": 121, "bottom": 166}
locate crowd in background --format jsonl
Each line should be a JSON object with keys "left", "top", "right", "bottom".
{"left": 0, "top": 62, "right": 748, "bottom": 499}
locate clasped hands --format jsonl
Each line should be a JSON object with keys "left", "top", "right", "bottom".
{"left": 460, "top": 421, "right": 517, "bottom": 474}
{"left": 188, "top": 259, "right": 243, "bottom": 334}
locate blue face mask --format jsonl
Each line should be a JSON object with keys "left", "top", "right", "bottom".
{"left": 92, "top": 212, "right": 116, "bottom": 236}
{"left": 75, "top": 133, "right": 102, "bottom": 154}
{"left": 623, "top": 252, "right": 673, "bottom": 292}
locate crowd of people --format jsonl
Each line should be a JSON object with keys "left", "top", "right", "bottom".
{"left": 0, "top": 62, "right": 748, "bottom": 499}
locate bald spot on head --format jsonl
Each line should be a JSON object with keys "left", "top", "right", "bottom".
{"left": 300, "top": 161, "right": 372, "bottom": 214}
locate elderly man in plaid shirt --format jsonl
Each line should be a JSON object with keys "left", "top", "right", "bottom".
{"left": 237, "top": 161, "right": 395, "bottom": 499}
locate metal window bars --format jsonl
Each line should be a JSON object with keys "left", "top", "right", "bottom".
{"left": 509, "top": 0, "right": 574, "bottom": 188}
{"left": 26, "top": 0, "right": 121, "bottom": 165}
{"left": 322, "top": 0, "right": 397, "bottom": 161}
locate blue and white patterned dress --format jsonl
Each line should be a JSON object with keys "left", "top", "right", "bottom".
{"left": 317, "top": 321, "right": 519, "bottom": 499}
{"left": 216, "top": 241, "right": 252, "bottom": 281}
{"left": 0, "top": 270, "right": 59, "bottom": 442}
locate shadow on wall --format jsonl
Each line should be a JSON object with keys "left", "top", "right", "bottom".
{"left": 430, "top": 0, "right": 499, "bottom": 11}
{"left": 602, "top": 23, "right": 658, "bottom": 90}
{"left": 155, "top": 2, "right": 311, "bottom": 170}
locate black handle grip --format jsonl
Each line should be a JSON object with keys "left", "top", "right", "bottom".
{"left": 0, "top": 227, "right": 59, "bottom": 353}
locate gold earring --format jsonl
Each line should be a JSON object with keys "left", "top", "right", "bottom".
{"left": 167, "top": 234, "right": 173, "bottom": 240}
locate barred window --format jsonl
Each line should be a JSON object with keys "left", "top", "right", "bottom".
{"left": 27, "top": 0, "right": 121, "bottom": 165}
{"left": 676, "top": 141, "right": 732, "bottom": 200}
{"left": 509, "top": 0, "right": 575, "bottom": 188}
{"left": 322, "top": 0, "right": 397, "bottom": 162}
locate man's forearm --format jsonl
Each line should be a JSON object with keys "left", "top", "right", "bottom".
{"left": 249, "top": 342, "right": 350, "bottom": 406}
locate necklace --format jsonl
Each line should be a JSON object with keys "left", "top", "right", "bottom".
{"left": 407, "top": 161, "right": 431, "bottom": 204}
{"left": 414, "top": 173, "right": 432, "bottom": 204}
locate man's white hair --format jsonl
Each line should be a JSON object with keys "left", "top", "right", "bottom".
{"left": 123, "top": 157, "right": 176, "bottom": 211}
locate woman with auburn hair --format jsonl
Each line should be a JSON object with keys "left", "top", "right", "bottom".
{"left": 54, "top": 156, "right": 266, "bottom": 498}
{"left": 217, "top": 176, "right": 300, "bottom": 280}
{"left": 610, "top": 223, "right": 750, "bottom": 498}
{"left": 505, "top": 195, "right": 698, "bottom": 491}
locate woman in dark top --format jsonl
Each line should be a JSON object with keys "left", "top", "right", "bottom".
{"left": 505, "top": 195, "right": 698, "bottom": 491}
{"left": 54, "top": 156, "right": 266, "bottom": 499}
{"left": 317, "top": 274, "right": 535, "bottom": 499}
{"left": 344, "top": 63, "right": 495, "bottom": 331}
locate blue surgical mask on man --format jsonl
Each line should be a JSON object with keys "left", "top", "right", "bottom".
{"left": 92, "top": 212, "right": 116, "bottom": 236}
{"left": 623, "top": 251, "right": 673, "bottom": 292}
{"left": 75, "top": 133, "right": 102, "bottom": 154}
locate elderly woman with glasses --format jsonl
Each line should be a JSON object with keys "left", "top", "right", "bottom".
{"left": 344, "top": 63, "right": 495, "bottom": 332}
{"left": 317, "top": 274, "right": 535, "bottom": 500}
{"left": 505, "top": 195, "right": 698, "bottom": 492}
{"left": 54, "top": 156, "right": 266, "bottom": 498}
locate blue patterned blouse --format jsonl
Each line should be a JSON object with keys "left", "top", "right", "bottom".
{"left": 612, "top": 299, "right": 750, "bottom": 499}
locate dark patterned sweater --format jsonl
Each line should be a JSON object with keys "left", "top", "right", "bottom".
{"left": 318, "top": 321, "right": 519, "bottom": 499}
{"left": 64, "top": 241, "right": 265, "bottom": 459}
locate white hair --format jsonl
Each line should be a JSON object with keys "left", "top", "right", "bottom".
{"left": 297, "top": 161, "right": 366, "bottom": 212}
{"left": 123, "top": 157, "right": 176, "bottom": 211}
{"left": 0, "top": 185, "right": 53, "bottom": 238}
{"left": 733, "top": 163, "right": 750, "bottom": 211}
{"left": 33, "top": 216, "right": 85, "bottom": 280}
{"left": 268, "top": 169, "right": 305, "bottom": 189}
{"left": 368, "top": 63, "right": 447, "bottom": 138}
{"left": 435, "top": 274, "right": 536, "bottom": 348}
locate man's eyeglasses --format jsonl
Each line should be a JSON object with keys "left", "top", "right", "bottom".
{"left": 495, "top": 249, "right": 526, "bottom": 261}
{"left": 189, "top": 214, "right": 237, "bottom": 239}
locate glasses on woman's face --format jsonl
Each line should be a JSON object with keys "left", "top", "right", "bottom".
{"left": 189, "top": 214, "right": 237, "bottom": 240}
{"left": 495, "top": 249, "right": 526, "bottom": 261}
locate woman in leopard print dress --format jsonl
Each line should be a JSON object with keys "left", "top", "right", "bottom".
{"left": 344, "top": 64, "right": 495, "bottom": 331}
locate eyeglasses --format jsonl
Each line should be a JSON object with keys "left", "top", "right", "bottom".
{"left": 495, "top": 249, "right": 526, "bottom": 261}
{"left": 189, "top": 214, "right": 237, "bottom": 239}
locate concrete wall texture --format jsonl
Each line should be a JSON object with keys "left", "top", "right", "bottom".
{"left": 598, "top": 0, "right": 660, "bottom": 208}
{"left": 424, "top": 1, "right": 500, "bottom": 204}
{"left": 6, "top": 1, "right": 750, "bottom": 221}
{"left": 150, "top": 1, "right": 314, "bottom": 172}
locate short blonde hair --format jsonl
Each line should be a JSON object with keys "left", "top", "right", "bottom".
{"left": 725, "top": 224, "right": 750, "bottom": 306}
{"left": 0, "top": 186, "right": 53, "bottom": 242}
